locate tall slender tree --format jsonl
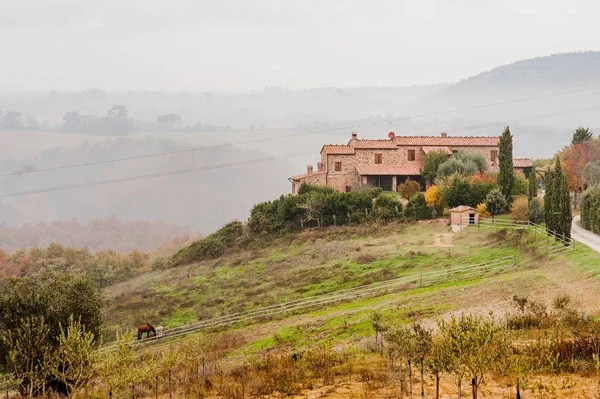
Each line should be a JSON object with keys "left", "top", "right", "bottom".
{"left": 554, "top": 158, "right": 572, "bottom": 240}
{"left": 544, "top": 170, "right": 556, "bottom": 234}
{"left": 544, "top": 158, "right": 572, "bottom": 239}
{"left": 497, "top": 127, "right": 514, "bottom": 202}
{"left": 528, "top": 164, "right": 537, "bottom": 201}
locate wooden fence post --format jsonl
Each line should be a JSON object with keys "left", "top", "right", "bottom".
{"left": 472, "top": 377, "right": 477, "bottom": 399}
{"left": 420, "top": 357, "right": 425, "bottom": 399}
{"left": 155, "top": 376, "right": 158, "bottom": 399}
{"left": 399, "top": 358, "right": 404, "bottom": 396}
{"left": 408, "top": 360, "right": 413, "bottom": 399}
{"left": 516, "top": 377, "right": 521, "bottom": 399}
{"left": 168, "top": 369, "right": 172, "bottom": 399}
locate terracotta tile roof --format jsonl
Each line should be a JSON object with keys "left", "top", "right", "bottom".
{"left": 393, "top": 136, "right": 499, "bottom": 146}
{"left": 355, "top": 164, "right": 421, "bottom": 176}
{"left": 450, "top": 205, "right": 477, "bottom": 213}
{"left": 289, "top": 171, "right": 326, "bottom": 180}
{"left": 513, "top": 158, "right": 533, "bottom": 168}
{"left": 321, "top": 145, "right": 355, "bottom": 154}
{"left": 422, "top": 146, "right": 453, "bottom": 155}
{"left": 349, "top": 139, "right": 397, "bottom": 149}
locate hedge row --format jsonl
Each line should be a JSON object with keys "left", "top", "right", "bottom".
{"left": 170, "top": 186, "right": 442, "bottom": 266}
{"left": 580, "top": 185, "right": 600, "bottom": 234}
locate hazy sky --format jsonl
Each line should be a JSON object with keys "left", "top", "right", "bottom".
{"left": 1, "top": 0, "right": 599, "bottom": 92}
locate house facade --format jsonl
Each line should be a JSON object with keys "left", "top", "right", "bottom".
{"left": 289, "top": 132, "right": 531, "bottom": 193}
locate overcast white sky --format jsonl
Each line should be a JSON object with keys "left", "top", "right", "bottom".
{"left": 1, "top": 0, "right": 599, "bottom": 92}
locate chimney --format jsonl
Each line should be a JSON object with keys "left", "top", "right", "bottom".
{"left": 307, "top": 165, "right": 313, "bottom": 175}
{"left": 441, "top": 132, "right": 448, "bottom": 138}
{"left": 317, "top": 162, "right": 324, "bottom": 172}
{"left": 351, "top": 132, "right": 358, "bottom": 141}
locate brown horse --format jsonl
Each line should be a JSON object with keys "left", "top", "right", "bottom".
{"left": 137, "top": 323, "right": 157, "bottom": 340}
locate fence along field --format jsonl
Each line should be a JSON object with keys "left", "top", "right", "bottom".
{"left": 477, "top": 218, "right": 574, "bottom": 258}
{"left": 102, "top": 254, "right": 517, "bottom": 352}
{"left": 101, "top": 218, "right": 573, "bottom": 352}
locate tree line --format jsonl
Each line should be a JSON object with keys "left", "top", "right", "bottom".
{"left": 0, "top": 272, "right": 103, "bottom": 397}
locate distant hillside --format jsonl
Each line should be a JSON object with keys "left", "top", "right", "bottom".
{"left": 411, "top": 52, "right": 600, "bottom": 128}
{"left": 448, "top": 51, "right": 600, "bottom": 92}
{"left": 0, "top": 135, "right": 297, "bottom": 233}
{"left": 0, "top": 216, "right": 193, "bottom": 253}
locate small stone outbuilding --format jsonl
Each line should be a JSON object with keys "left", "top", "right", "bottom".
{"left": 450, "top": 206, "right": 479, "bottom": 232}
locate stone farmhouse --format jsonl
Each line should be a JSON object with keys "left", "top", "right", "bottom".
{"left": 289, "top": 132, "right": 532, "bottom": 193}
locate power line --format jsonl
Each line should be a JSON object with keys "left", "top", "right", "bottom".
{"left": 0, "top": 151, "right": 314, "bottom": 199}
{"left": 2, "top": 103, "right": 599, "bottom": 199}
{"left": 2, "top": 84, "right": 600, "bottom": 178}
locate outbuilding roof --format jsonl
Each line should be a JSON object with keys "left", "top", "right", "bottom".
{"left": 513, "top": 158, "right": 533, "bottom": 168}
{"left": 449, "top": 205, "right": 477, "bottom": 213}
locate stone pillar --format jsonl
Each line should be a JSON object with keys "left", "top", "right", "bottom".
{"left": 391, "top": 176, "right": 398, "bottom": 193}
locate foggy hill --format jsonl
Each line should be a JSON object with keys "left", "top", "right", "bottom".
{"left": 2, "top": 51, "right": 600, "bottom": 242}
{"left": 0, "top": 135, "right": 299, "bottom": 235}
{"left": 409, "top": 52, "right": 600, "bottom": 129}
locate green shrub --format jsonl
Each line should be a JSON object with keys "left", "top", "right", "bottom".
{"left": 470, "top": 180, "right": 498, "bottom": 207}
{"left": 422, "top": 151, "right": 450, "bottom": 184}
{"left": 297, "top": 184, "right": 336, "bottom": 196}
{"left": 0, "top": 272, "right": 103, "bottom": 395}
{"left": 405, "top": 193, "right": 433, "bottom": 220}
{"left": 440, "top": 174, "right": 472, "bottom": 208}
{"left": 528, "top": 197, "right": 544, "bottom": 224}
{"left": 511, "top": 174, "right": 529, "bottom": 197}
{"left": 398, "top": 180, "right": 421, "bottom": 200}
{"left": 580, "top": 185, "right": 600, "bottom": 233}
{"left": 373, "top": 194, "right": 402, "bottom": 222}
{"left": 485, "top": 189, "right": 508, "bottom": 218}
{"left": 171, "top": 221, "right": 246, "bottom": 266}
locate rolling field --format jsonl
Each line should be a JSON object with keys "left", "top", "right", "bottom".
{"left": 89, "top": 220, "right": 600, "bottom": 398}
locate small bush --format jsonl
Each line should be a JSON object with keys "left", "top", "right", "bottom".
{"left": 398, "top": 180, "right": 421, "bottom": 200}
{"left": 528, "top": 197, "right": 544, "bottom": 224}
{"left": 404, "top": 193, "right": 434, "bottom": 220}
{"left": 511, "top": 196, "right": 529, "bottom": 221}
{"left": 477, "top": 202, "right": 491, "bottom": 218}
{"left": 372, "top": 194, "right": 402, "bottom": 222}
{"left": 485, "top": 189, "right": 508, "bottom": 218}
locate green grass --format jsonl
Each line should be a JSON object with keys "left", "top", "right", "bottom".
{"left": 565, "top": 244, "right": 600, "bottom": 276}
{"left": 101, "top": 222, "right": 544, "bottom": 341}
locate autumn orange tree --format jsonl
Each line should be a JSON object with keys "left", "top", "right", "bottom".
{"left": 561, "top": 130, "right": 600, "bottom": 206}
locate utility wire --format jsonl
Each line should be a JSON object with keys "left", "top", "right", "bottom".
{"left": 0, "top": 151, "right": 314, "bottom": 199}
{"left": 2, "top": 84, "right": 600, "bottom": 178}
{"left": 2, "top": 103, "right": 600, "bottom": 199}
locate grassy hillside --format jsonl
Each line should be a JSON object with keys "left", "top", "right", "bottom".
{"left": 88, "top": 221, "right": 600, "bottom": 398}
{"left": 101, "top": 220, "right": 589, "bottom": 341}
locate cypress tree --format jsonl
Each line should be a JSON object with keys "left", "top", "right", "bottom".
{"left": 544, "top": 170, "right": 556, "bottom": 235}
{"left": 498, "top": 127, "right": 514, "bottom": 202}
{"left": 554, "top": 157, "right": 572, "bottom": 240}
{"left": 528, "top": 164, "right": 537, "bottom": 201}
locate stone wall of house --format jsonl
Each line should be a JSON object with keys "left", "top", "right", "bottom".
{"left": 293, "top": 172, "right": 327, "bottom": 193}
{"left": 324, "top": 153, "right": 359, "bottom": 191}
{"left": 305, "top": 143, "right": 500, "bottom": 193}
